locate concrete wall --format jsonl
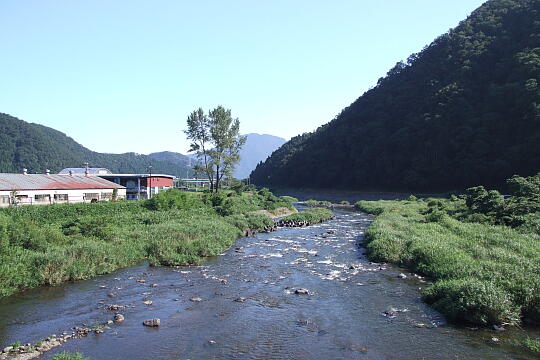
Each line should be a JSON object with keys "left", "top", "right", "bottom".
{"left": 0, "top": 188, "right": 127, "bottom": 207}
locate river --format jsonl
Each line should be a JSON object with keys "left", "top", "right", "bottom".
{"left": 0, "top": 207, "right": 537, "bottom": 359}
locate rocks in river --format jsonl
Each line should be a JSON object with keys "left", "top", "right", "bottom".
{"left": 2, "top": 347, "right": 13, "bottom": 353}
{"left": 107, "top": 292, "right": 116, "bottom": 298}
{"left": 143, "top": 300, "right": 153, "bottom": 306}
{"left": 492, "top": 324, "right": 506, "bottom": 331}
{"left": 208, "top": 340, "right": 216, "bottom": 345}
{"left": 137, "top": 279, "right": 146, "bottom": 283}
{"left": 326, "top": 230, "right": 335, "bottom": 234}
{"left": 190, "top": 297, "right": 203, "bottom": 302}
{"left": 491, "top": 337, "right": 500, "bottom": 343}
{"left": 398, "top": 273, "right": 407, "bottom": 279}
{"left": 143, "top": 318, "right": 160, "bottom": 327}
{"left": 114, "top": 314, "right": 125, "bottom": 323}
{"left": 107, "top": 304, "right": 124, "bottom": 311}
{"left": 294, "top": 288, "right": 309, "bottom": 295}
{"left": 150, "top": 283, "right": 158, "bottom": 288}
{"left": 234, "top": 297, "right": 247, "bottom": 302}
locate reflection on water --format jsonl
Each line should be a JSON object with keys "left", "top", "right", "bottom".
{"left": 0, "top": 209, "right": 537, "bottom": 359}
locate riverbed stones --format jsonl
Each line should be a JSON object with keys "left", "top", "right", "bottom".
{"left": 190, "top": 297, "right": 202, "bottom": 302}
{"left": 234, "top": 297, "right": 247, "bottom": 302}
{"left": 143, "top": 318, "right": 160, "bottom": 327}
{"left": 294, "top": 288, "right": 309, "bottom": 295}
{"left": 114, "top": 314, "right": 125, "bottom": 323}
{"left": 143, "top": 300, "right": 153, "bottom": 306}
{"left": 2, "top": 347, "right": 13, "bottom": 353}
{"left": 398, "top": 273, "right": 407, "bottom": 279}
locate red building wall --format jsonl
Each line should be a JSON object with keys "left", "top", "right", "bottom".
{"left": 144, "top": 176, "right": 173, "bottom": 187}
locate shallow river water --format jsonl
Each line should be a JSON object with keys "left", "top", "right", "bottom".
{"left": 0, "top": 208, "right": 537, "bottom": 359}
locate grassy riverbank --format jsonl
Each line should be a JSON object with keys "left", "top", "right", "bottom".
{"left": 356, "top": 189, "right": 540, "bottom": 327}
{"left": 0, "top": 188, "right": 294, "bottom": 297}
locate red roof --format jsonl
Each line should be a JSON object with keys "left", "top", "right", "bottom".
{"left": 0, "top": 174, "right": 125, "bottom": 191}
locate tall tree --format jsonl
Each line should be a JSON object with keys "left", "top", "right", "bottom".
{"left": 185, "top": 106, "right": 246, "bottom": 192}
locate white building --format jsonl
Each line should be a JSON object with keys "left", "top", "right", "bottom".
{"left": 0, "top": 172, "right": 126, "bottom": 207}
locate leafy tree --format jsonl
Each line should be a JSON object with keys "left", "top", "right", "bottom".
{"left": 185, "top": 106, "right": 246, "bottom": 192}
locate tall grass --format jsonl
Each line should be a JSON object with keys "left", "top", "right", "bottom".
{"left": 0, "top": 189, "right": 296, "bottom": 297}
{"left": 355, "top": 199, "right": 540, "bottom": 326}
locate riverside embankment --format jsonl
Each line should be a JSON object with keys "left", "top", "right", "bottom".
{"left": 1, "top": 206, "right": 535, "bottom": 359}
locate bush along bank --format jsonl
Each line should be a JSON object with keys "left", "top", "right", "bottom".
{"left": 0, "top": 188, "right": 296, "bottom": 298}
{"left": 354, "top": 174, "right": 540, "bottom": 329}
{"left": 276, "top": 208, "right": 334, "bottom": 227}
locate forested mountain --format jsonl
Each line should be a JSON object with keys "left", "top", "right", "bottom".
{"left": 0, "top": 113, "right": 192, "bottom": 176}
{"left": 234, "top": 134, "right": 286, "bottom": 179}
{"left": 148, "top": 151, "right": 192, "bottom": 168}
{"left": 251, "top": 0, "right": 540, "bottom": 192}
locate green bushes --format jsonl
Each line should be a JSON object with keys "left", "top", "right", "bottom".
{"left": 0, "top": 188, "right": 300, "bottom": 297}
{"left": 305, "top": 199, "right": 332, "bottom": 208}
{"left": 358, "top": 199, "right": 540, "bottom": 326}
{"left": 52, "top": 352, "right": 90, "bottom": 360}
{"left": 280, "top": 208, "right": 333, "bottom": 224}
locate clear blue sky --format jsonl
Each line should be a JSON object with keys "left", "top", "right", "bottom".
{"left": 0, "top": 1, "right": 486, "bottom": 154}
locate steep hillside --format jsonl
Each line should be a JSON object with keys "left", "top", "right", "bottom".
{"left": 234, "top": 133, "right": 286, "bottom": 179}
{"left": 251, "top": 0, "right": 540, "bottom": 191}
{"left": 0, "top": 113, "right": 191, "bottom": 176}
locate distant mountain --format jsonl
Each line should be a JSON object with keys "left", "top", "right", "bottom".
{"left": 251, "top": 0, "right": 540, "bottom": 192}
{"left": 149, "top": 133, "right": 285, "bottom": 180}
{"left": 0, "top": 113, "right": 192, "bottom": 177}
{"left": 235, "top": 133, "right": 286, "bottom": 179}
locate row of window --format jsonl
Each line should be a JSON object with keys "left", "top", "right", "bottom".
{"left": 1, "top": 193, "right": 112, "bottom": 204}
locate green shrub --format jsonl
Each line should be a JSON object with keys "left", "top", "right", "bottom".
{"left": 52, "top": 352, "right": 91, "bottom": 360}
{"left": 423, "top": 278, "right": 521, "bottom": 326}
{"left": 281, "top": 195, "right": 298, "bottom": 203}
{"left": 280, "top": 208, "right": 333, "bottom": 224}
{"left": 145, "top": 189, "right": 202, "bottom": 211}
{"left": 361, "top": 198, "right": 540, "bottom": 326}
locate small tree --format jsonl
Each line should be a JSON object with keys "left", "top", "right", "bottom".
{"left": 185, "top": 106, "right": 246, "bottom": 193}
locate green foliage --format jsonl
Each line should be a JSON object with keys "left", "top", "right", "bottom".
{"left": 461, "top": 174, "right": 540, "bottom": 232}
{"left": 251, "top": 0, "right": 540, "bottom": 192}
{"left": 185, "top": 106, "right": 246, "bottom": 192}
{"left": 358, "top": 198, "right": 540, "bottom": 326}
{"left": 280, "top": 195, "right": 299, "bottom": 203}
{"left": 145, "top": 189, "right": 203, "bottom": 211}
{"left": 52, "top": 352, "right": 91, "bottom": 360}
{"left": 0, "top": 113, "right": 191, "bottom": 176}
{"left": 0, "top": 188, "right": 289, "bottom": 297}
{"left": 280, "top": 208, "right": 333, "bottom": 224}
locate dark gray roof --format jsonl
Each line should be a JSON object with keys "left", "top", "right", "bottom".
{"left": 0, "top": 174, "right": 125, "bottom": 191}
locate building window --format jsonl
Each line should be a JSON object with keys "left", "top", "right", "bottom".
{"left": 1, "top": 196, "right": 9, "bottom": 204}
{"left": 54, "top": 194, "right": 68, "bottom": 201}
{"left": 34, "top": 194, "right": 50, "bottom": 202}
{"left": 84, "top": 193, "right": 99, "bottom": 201}
{"left": 101, "top": 192, "right": 112, "bottom": 200}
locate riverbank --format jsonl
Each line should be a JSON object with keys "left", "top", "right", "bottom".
{"left": 0, "top": 189, "right": 298, "bottom": 298}
{"left": 2, "top": 207, "right": 529, "bottom": 360}
{"left": 355, "top": 199, "right": 540, "bottom": 329}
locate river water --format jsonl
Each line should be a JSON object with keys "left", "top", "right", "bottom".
{"left": 0, "top": 208, "right": 537, "bottom": 359}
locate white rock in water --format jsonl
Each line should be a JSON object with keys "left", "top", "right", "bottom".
{"left": 114, "top": 314, "right": 125, "bottom": 323}
{"left": 143, "top": 318, "right": 160, "bottom": 327}
{"left": 398, "top": 273, "right": 407, "bottom": 279}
